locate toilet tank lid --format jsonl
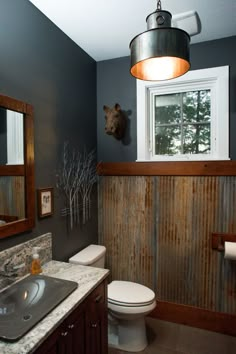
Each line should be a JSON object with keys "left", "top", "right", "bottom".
{"left": 69, "top": 244, "right": 106, "bottom": 265}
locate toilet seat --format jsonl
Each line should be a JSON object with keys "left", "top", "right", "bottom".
{"left": 108, "top": 280, "right": 155, "bottom": 307}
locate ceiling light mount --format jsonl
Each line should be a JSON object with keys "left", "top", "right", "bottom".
{"left": 130, "top": 0, "right": 191, "bottom": 81}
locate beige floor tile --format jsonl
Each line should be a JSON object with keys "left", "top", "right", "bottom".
{"left": 177, "top": 324, "right": 236, "bottom": 354}
{"left": 146, "top": 317, "right": 180, "bottom": 350}
{"left": 108, "top": 345, "right": 184, "bottom": 354}
{"left": 146, "top": 344, "right": 185, "bottom": 354}
{"left": 108, "top": 317, "right": 236, "bottom": 354}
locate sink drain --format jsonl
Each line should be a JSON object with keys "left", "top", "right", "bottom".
{"left": 22, "top": 314, "right": 32, "bottom": 321}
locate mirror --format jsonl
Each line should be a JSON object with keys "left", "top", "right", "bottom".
{"left": 0, "top": 108, "right": 24, "bottom": 165}
{"left": 0, "top": 94, "right": 35, "bottom": 239}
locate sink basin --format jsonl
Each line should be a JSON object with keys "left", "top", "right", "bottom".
{"left": 0, "top": 274, "right": 78, "bottom": 342}
{"left": 0, "top": 277, "right": 16, "bottom": 291}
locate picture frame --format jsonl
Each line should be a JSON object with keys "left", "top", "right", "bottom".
{"left": 37, "top": 187, "right": 54, "bottom": 218}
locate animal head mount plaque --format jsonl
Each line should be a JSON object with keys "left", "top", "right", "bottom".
{"left": 103, "top": 103, "right": 126, "bottom": 140}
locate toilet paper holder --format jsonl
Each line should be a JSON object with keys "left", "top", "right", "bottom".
{"left": 212, "top": 233, "right": 236, "bottom": 252}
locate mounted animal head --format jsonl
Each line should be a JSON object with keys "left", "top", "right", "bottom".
{"left": 103, "top": 103, "right": 126, "bottom": 140}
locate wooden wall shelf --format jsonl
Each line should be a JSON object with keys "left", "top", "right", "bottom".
{"left": 212, "top": 233, "right": 236, "bottom": 251}
{"left": 97, "top": 161, "right": 236, "bottom": 176}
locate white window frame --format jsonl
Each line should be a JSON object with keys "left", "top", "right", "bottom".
{"left": 136, "top": 66, "right": 229, "bottom": 161}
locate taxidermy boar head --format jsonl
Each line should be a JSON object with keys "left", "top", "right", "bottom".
{"left": 103, "top": 103, "right": 126, "bottom": 140}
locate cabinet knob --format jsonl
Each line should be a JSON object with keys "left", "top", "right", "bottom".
{"left": 61, "top": 331, "right": 68, "bottom": 337}
{"left": 91, "top": 322, "right": 98, "bottom": 328}
{"left": 95, "top": 294, "right": 102, "bottom": 303}
{"left": 68, "top": 324, "right": 75, "bottom": 329}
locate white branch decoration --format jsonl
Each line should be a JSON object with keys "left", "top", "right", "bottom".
{"left": 56, "top": 142, "right": 97, "bottom": 229}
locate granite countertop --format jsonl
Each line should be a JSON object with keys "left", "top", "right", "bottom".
{"left": 0, "top": 260, "right": 109, "bottom": 354}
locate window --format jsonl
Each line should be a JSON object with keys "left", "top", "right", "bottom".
{"left": 137, "top": 66, "right": 229, "bottom": 161}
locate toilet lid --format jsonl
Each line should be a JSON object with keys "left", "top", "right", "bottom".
{"left": 108, "top": 281, "right": 155, "bottom": 307}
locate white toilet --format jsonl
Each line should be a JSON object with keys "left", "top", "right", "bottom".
{"left": 69, "top": 244, "right": 156, "bottom": 352}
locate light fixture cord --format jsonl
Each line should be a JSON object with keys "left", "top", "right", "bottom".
{"left": 157, "top": 0, "right": 162, "bottom": 10}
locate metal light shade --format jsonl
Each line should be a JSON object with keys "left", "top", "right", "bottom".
{"left": 130, "top": 9, "right": 190, "bottom": 81}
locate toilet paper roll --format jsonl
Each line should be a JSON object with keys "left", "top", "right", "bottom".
{"left": 224, "top": 242, "right": 236, "bottom": 260}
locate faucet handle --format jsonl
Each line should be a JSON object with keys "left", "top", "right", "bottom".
{"left": 4, "top": 262, "right": 26, "bottom": 276}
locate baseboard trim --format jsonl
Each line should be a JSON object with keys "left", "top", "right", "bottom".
{"left": 150, "top": 300, "right": 236, "bottom": 337}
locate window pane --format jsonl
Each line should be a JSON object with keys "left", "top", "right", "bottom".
{"left": 155, "top": 126, "right": 181, "bottom": 155}
{"left": 183, "top": 90, "right": 211, "bottom": 123}
{"left": 183, "top": 124, "right": 210, "bottom": 154}
{"left": 154, "top": 90, "right": 211, "bottom": 156}
{"left": 155, "top": 94, "right": 181, "bottom": 124}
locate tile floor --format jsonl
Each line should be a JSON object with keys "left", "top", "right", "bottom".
{"left": 108, "top": 317, "right": 236, "bottom": 354}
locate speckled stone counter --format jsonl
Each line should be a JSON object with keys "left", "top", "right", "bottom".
{"left": 0, "top": 260, "right": 109, "bottom": 354}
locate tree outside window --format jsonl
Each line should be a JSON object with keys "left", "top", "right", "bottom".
{"left": 154, "top": 90, "right": 211, "bottom": 156}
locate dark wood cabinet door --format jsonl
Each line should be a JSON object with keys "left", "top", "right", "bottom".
{"left": 65, "top": 303, "right": 86, "bottom": 354}
{"left": 33, "top": 326, "right": 63, "bottom": 354}
{"left": 85, "top": 280, "right": 108, "bottom": 354}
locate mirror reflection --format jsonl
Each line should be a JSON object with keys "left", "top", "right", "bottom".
{"left": 0, "top": 176, "right": 25, "bottom": 225}
{"left": 0, "top": 108, "right": 24, "bottom": 165}
{"left": 0, "top": 93, "right": 35, "bottom": 239}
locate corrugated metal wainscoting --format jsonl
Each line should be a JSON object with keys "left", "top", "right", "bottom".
{"left": 98, "top": 176, "right": 236, "bottom": 314}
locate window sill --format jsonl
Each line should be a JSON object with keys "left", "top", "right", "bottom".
{"left": 97, "top": 161, "right": 236, "bottom": 176}
{"left": 136, "top": 157, "right": 231, "bottom": 162}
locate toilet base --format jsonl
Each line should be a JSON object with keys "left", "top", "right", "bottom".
{"left": 108, "top": 315, "right": 148, "bottom": 352}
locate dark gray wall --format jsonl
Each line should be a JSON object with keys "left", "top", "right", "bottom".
{"left": 97, "top": 36, "right": 236, "bottom": 161}
{"left": 0, "top": 0, "right": 97, "bottom": 261}
{"left": 97, "top": 57, "right": 137, "bottom": 162}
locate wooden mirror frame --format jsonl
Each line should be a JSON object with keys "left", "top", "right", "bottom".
{"left": 0, "top": 94, "right": 35, "bottom": 239}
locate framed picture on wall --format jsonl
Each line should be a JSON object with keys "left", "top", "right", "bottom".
{"left": 37, "top": 187, "right": 54, "bottom": 218}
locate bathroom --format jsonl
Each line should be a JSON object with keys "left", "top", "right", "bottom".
{"left": 0, "top": 0, "right": 236, "bottom": 353}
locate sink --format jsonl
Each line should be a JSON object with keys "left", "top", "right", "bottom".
{"left": 0, "top": 274, "right": 78, "bottom": 342}
{"left": 0, "top": 277, "right": 16, "bottom": 291}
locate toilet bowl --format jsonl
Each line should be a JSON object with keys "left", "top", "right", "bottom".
{"left": 69, "top": 244, "right": 156, "bottom": 352}
{"left": 108, "top": 280, "right": 156, "bottom": 351}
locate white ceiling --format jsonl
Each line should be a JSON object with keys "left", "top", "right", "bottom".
{"left": 29, "top": 0, "right": 236, "bottom": 62}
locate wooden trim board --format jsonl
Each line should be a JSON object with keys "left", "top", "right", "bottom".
{"left": 150, "top": 300, "right": 236, "bottom": 337}
{"left": 97, "top": 161, "right": 236, "bottom": 176}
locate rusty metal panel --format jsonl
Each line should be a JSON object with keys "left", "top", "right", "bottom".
{"left": 98, "top": 176, "right": 236, "bottom": 314}
{"left": 0, "top": 176, "right": 25, "bottom": 218}
{"left": 157, "top": 176, "right": 215, "bottom": 309}
{"left": 98, "top": 176, "right": 156, "bottom": 290}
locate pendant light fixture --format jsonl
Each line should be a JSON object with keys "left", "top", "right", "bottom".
{"left": 130, "top": 0, "right": 190, "bottom": 81}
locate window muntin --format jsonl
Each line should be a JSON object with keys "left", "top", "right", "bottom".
{"left": 154, "top": 90, "right": 211, "bottom": 156}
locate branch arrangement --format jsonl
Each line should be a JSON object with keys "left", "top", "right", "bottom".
{"left": 56, "top": 142, "right": 97, "bottom": 229}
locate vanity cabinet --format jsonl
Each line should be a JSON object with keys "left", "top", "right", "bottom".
{"left": 85, "top": 279, "right": 108, "bottom": 354}
{"left": 34, "top": 279, "right": 108, "bottom": 354}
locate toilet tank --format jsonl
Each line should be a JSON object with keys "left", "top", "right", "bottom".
{"left": 69, "top": 244, "right": 106, "bottom": 268}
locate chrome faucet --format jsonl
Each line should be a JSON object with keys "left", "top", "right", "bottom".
{"left": 0, "top": 261, "right": 26, "bottom": 278}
